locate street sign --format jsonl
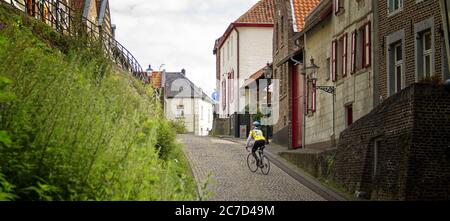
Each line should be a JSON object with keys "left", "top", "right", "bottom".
{"left": 212, "top": 91, "right": 219, "bottom": 102}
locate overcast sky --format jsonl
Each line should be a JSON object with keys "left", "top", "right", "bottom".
{"left": 109, "top": 0, "right": 260, "bottom": 97}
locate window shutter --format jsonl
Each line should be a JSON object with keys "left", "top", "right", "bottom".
{"left": 312, "top": 81, "right": 317, "bottom": 113}
{"left": 364, "top": 22, "right": 372, "bottom": 68}
{"left": 343, "top": 34, "right": 348, "bottom": 77}
{"left": 351, "top": 30, "right": 356, "bottom": 74}
{"left": 230, "top": 71, "right": 234, "bottom": 102}
{"left": 306, "top": 76, "right": 310, "bottom": 113}
{"left": 332, "top": 40, "right": 337, "bottom": 82}
{"left": 227, "top": 73, "right": 231, "bottom": 106}
{"left": 222, "top": 80, "right": 226, "bottom": 109}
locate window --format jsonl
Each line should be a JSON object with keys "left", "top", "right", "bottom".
{"left": 388, "top": 0, "right": 403, "bottom": 14}
{"left": 306, "top": 77, "right": 317, "bottom": 114}
{"left": 351, "top": 22, "right": 372, "bottom": 73}
{"left": 422, "top": 31, "right": 433, "bottom": 79}
{"left": 227, "top": 41, "right": 230, "bottom": 61}
{"left": 208, "top": 109, "right": 211, "bottom": 123}
{"left": 176, "top": 105, "right": 185, "bottom": 118}
{"left": 334, "top": 34, "right": 348, "bottom": 79}
{"left": 231, "top": 36, "right": 233, "bottom": 58}
{"left": 222, "top": 80, "right": 226, "bottom": 110}
{"left": 326, "top": 58, "right": 331, "bottom": 81}
{"left": 335, "top": 0, "right": 344, "bottom": 14}
{"left": 332, "top": 40, "right": 337, "bottom": 81}
{"left": 281, "top": 16, "right": 284, "bottom": 45}
{"left": 393, "top": 42, "right": 404, "bottom": 93}
{"left": 341, "top": 34, "right": 348, "bottom": 77}
{"left": 201, "top": 106, "right": 204, "bottom": 120}
{"left": 229, "top": 71, "right": 234, "bottom": 102}
{"left": 346, "top": 104, "right": 353, "bottom": 126}
{"left": 423, "top": 32, "right": 432, "bottom": 78}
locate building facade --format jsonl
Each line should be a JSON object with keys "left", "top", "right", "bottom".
{"left": 301, "top": 0, "right": 374, "bottom": 150}
{"left": 271, "top": 0, "right": 321, "bottom": 148}
{"left": 214, "top": 0, "right": 275, "bottom": 137}
{"left": 376, "top": 0, "right": 449, "bottom": 101}
{"left": 164, "top": 71, "right": 215, "bottom": 136}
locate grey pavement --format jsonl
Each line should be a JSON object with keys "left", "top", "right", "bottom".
{"left": 178, "top": 134, "right": 325, "bottom": 201}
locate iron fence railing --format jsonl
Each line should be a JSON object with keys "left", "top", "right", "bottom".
{"left": 3, "top": 0, "right": 147, "bottom": 82}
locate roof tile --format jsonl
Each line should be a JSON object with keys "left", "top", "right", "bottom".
{"left": 235, "top": 0, "right": 275, "bottom": 24}
{"left": 292, "top": 0, "right": 322, "bottom": 32}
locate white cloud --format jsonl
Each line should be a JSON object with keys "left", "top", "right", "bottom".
{"left": 109, "top": 0, "right": 260, "bottom": 97}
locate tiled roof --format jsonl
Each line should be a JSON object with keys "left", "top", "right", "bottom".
{"left": 164, "top": 72, "right": 214, "bottom": 103}
{"left": 242, "top": 67, "right": 266, "bottom": 88}
{"left": 235, "top": 0, "right": 275, "bottom": 24}
{"left": 291, "top": 0, "right": 322, "bottom": 32}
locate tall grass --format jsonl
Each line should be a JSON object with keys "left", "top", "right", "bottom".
{"left": 0, "top": 5, "right": 197, "bottom": 201}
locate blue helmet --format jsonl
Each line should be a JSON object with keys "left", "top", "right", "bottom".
{"left": 253, "top": 121, "right": 261, "bottom": 127}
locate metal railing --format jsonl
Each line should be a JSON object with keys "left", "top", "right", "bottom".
{"left": 3, "top": 0, "right": 146, "bottom": 82}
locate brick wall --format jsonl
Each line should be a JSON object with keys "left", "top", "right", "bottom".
{"left": 376, "top": 0, "right": 444, "bottom": 100}
{"left": 272, "top": 0, "right": 300, "bottom": 148}
{"left": 332, "top": 83, "right": 450, "bottom": 200}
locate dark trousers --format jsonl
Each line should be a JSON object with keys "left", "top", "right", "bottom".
{"left": 252, "top": 140, "right": 266, "bottom": 163}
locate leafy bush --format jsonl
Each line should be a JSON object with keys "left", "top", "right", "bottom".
{"left": 0, "top": 5, "right": 197, "bottom": 201}
{"left": 169, "top": 120, "right": 187, "bottom": 134}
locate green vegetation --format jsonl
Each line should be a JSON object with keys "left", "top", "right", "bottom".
{"left": 169, "top": 120, "right": 187, "bottom": 134}
{"left": 0, "top": 5, "right": 197, "bottom": 201}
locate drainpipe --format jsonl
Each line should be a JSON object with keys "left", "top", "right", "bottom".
{"left": 235, "top": 27, "right": 241, "bottom": 138}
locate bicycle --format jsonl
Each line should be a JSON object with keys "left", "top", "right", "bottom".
{"left": 246, "top": 144, "right": 271, "bottom": 175}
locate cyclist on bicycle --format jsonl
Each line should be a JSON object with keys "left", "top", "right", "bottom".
{"left": 246, "top": 121, "right": 266, "bottom": 167}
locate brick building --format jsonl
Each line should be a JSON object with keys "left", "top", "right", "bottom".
{"left": 375, "top": 0, "right": 449, "bottom": 101}
{"left": 329, "top": 0, "right": 450, "bottom": 200}
{"left": 271, "top": 0, "right": 321, "bottom": 149}
{"left": 333, "top": 83, "right": 450, "bottom": 200}
{"left": 299, "top": 0, "right": 374, "bottom": 150}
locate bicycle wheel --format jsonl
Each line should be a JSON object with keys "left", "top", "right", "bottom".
{"left": 260, "top": 155, "right": 270, "bottom": 175}
{"left": 247, "top": 153, "right": 258, "bottom": 173}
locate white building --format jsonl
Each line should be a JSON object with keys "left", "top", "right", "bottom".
{"left": 164, "top": 70, "right": 214, "bottom": 136}
{"left": 213, "top": 0, "right": 274, "bottom": 137}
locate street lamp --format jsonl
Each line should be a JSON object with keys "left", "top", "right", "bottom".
{"left": 303, "top": 57, "right": 336, "bottom": 95}
{"left": 302, "top": 57, "right": 336, "bottom": 144}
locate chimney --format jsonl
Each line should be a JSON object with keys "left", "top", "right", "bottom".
{"left": 181, "top": 69, "right": 186, "bottom": 76}
{"left": 112, "top": 24, "right": 117, "bottom": 38}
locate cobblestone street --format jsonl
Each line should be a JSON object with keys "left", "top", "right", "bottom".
{"left": 178, "top": 134, "right": 325, "bottom": 201}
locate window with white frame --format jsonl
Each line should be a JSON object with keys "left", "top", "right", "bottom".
{"left": 176, "top": 105, "right": 185, "bottom": 118}
{"left": 388, "top": 0, "right": 403, "bottom": 14}
{"left": 201, "top": 106, "right": 204, "bottom": 120}
{"left": 231, "top": 36, "right": 233, "bottom": 58}
{"left": 393, "top": 42, "right": 404, "bottom": 94}
{"left": 422, "top": 30, "right": 433, "bottom": 79}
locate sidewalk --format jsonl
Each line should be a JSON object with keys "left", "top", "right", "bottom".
{"left": 217, "top": 135, "right": 349, "bottom": 201}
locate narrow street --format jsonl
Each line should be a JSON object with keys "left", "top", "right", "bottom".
{"left": 178, "top": 134, "right": 325, "bottom": 201}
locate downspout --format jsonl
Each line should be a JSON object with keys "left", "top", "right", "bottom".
{"left": 292, "top": 35, "right": 307, "bottom": 149}
{"left": 235, "top": 27, "right": 241, "bottom": 138}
